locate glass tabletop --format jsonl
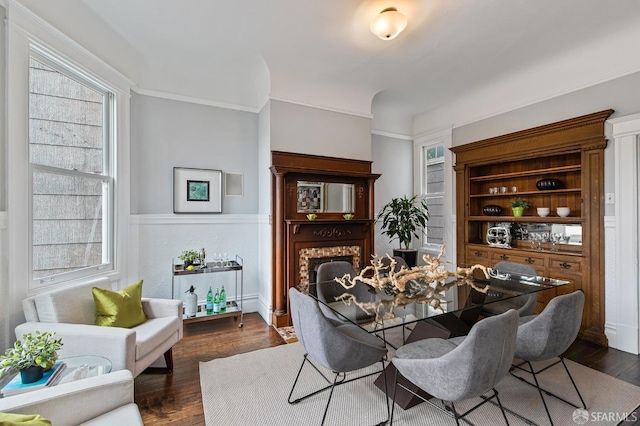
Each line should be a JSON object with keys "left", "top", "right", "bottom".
{"left": 300, "top": 266, "right": 569, "bottom": 333}
{"left": 57, "top": 355, "right": 112, "bottom": 384}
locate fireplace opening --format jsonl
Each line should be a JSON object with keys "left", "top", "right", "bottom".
{"left": 308, "top": 256, "right": 355, "bottom": 284}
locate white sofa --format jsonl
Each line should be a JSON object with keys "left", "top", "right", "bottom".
{"left": 0, "top": 370, "right": 143, "bottom": 425}
{"left": 16, "top": 277, "right": 183, "bottom": 377}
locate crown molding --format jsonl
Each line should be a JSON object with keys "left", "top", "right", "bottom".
{"left": 371, "top": 129, "right": 412, "bottom": 141}
{"left": 131, "top": 87, "right": 259, "bottom": 114}
{"left": 269, "top": 96, "right": 373, "bottom": 119}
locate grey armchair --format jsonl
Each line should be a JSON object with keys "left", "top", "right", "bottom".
{"left": 315, "top": 261, "right": 376, "bottom": 324}
{"left": 482, "top": 261, "right": 538, "bottom": 317}
{"left": 510, "top": 290, "right": 586, "bottom": 426}
{"left": 287, "top": 288, "right": 389, "bottom": 426}
{"left": 390, "top": 309, "right": 519, "bottom": 425}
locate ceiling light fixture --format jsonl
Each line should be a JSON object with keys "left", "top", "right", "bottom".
{"left": 370, "top": 7, "right": 407, "bottom": 40}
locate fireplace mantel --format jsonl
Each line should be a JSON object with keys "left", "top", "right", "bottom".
{"left": 271, "top": 151, "right": 380, "bottom": 327}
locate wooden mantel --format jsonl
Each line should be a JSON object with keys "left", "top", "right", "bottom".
{"left": 270, "top": 151, "right": 380, "bottom": 327}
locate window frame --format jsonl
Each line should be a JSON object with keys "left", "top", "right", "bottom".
{"left": 413, "top": 128, "right": 454, "bottom": 256}
{"left": 28, "top": 46, "right": 116, "bottom": 287}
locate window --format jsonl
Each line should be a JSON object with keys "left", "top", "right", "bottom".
{"left": 29, "top": 50, "right": 114, "bottom": 284}
{"left": 421, "top": 144, "right": 445, "bottom": 247}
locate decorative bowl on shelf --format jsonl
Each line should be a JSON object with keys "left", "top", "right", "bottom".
{"left": 343, "top": 214, "right": 354, "bottom": 220}
{"left": 536, "top": 178, "right": 562, "bottom": 190}
{"left": 556, "top": 207, "right": 571, "bottom": 217}
{"left": 536, "top": 207, "right": 550, "bottom": 217}
{"left": 482, "top": 205, "right": 503, "bottom": 216}
{"left": 306, "top": 213, "right": 317, "bottom": 220}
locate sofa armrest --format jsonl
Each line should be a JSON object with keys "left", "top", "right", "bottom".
{"left": 0, "top": 370, "right": 137, "bottom": 426}
{"left": 142, "top": 298, "right": 182, "bottom": 319}
{"left": 15, "top": 322, "right": 136, "bottom": 373}
{"left": 142, "top": 298, "right": 183, "bottom": 340}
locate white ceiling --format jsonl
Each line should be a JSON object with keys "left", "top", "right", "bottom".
{"left": 76, "top": 0, "right": 640, "bottom": 134}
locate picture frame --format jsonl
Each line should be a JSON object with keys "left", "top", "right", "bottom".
{"left": 174, "top": 167, "right": 222, "bottom": 213}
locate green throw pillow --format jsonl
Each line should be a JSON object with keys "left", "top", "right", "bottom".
{"left": 0, "top": 412, "right": 51, "bottom": 426}
{"left": 92, "top": 280, "right": 147, "bottom": 328}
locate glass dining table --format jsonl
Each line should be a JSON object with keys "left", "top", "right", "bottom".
{"left": 298, "top": 266, "right": 570, "bottom": 410}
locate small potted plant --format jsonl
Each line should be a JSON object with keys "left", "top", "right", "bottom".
{"left": 508, "top": 198, "right": 531, "bottom": 217}
{"left": 0, "top": 331, "right": 63, "bottom": 383}
{"left": 178, "top": 249, "right": 200, "bottom": 267}
{"left": 376, "top": 195, "right": 429, "bottom": 267}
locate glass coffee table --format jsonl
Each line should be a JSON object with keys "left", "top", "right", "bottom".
{"left": 57, "top": 355, "right": 112, "bottom": 385}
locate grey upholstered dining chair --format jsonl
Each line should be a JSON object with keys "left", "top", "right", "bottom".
{"left": 390, "top": 309, "right": 519, "bottom": 425}
{"left": 481, "top": 261, "right": 538, "bottom": 317}
{"left": 316, "top": 261, "right": 376, "bottom": 324}
{"left": 510, "top": 290, "right": 586, "bottom": 426}
{"left": 287, "top": 288, "right": 389, "bottom": 426}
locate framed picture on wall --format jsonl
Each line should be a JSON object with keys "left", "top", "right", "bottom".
{"left": 174, "top": 167, "right": 222, "bottom": 213}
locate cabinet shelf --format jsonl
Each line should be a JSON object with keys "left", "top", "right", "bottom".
{"left": 470, "top": 188, "right": 581, "bottom": 198}
{"left": 467, "top": 216, "right": 584, "bottom": 223}
{"left": 469, "top": 165, "right": 581, "bottom": 182}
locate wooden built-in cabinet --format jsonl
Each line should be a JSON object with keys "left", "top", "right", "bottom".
{"left": 452, "top": 110, "right": 613, "bottom": 346}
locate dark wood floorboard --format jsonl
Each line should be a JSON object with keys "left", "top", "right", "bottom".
{"left": 134, "top": 313, "right": 640, "bottom": 425}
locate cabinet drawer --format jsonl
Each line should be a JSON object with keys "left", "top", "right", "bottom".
{"left": 490, "top": 252, "right": 545, "bottom": 272}
{"left": 549, "top": 257, "right": 582, "bottom": 273}
{"left": 466, "top": 247, "right": 490, "bottom": 264}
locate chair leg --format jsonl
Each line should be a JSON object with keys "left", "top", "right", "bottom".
{"left": 288, "top": 354, "right": 310, "bottom": 404}
{"left": 526, "top": 361, "right": 555, "bottom": 426}
{"left": 560, "top": 357, "right": 586, "bottom": 409}
{"left": 380, "top": 359, "right": 390, "bottom": 425}
{"left": 320, "top": 372, "right": 340, "bottom": 426}
{"left": 493, "top": 389, "right": 510, "bottom": 426}
{"left": 450, "top": 401, "right": 461, "bottom": 426}
{"left": 164, "top": 348, "right": 174, "bottom": 371}
{"left": 390, "top": 368, "right": 399, "bottom": 426}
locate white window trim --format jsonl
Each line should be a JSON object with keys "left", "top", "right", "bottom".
{"left": 413, "top": 127, "right": 454, "bottom": 258}
{"left": 6, "top": 1, "right": 132, "bottom": 313}
{"left": 28, "top": 49, "right": 116, "bottom": 286}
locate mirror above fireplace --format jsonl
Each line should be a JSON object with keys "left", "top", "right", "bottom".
{"left": 296, "top": 181, "right": 355, "bottom": 213}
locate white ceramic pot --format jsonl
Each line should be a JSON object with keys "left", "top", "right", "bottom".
{"left": 537, "top": 207, "right": 550, "bottom": 217}
{"left": 556, "top": 207, "right": 571, "bottom": 217}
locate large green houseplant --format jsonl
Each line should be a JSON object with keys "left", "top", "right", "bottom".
{"left": 376, "top": 195, "right": 429, "bottom": 267}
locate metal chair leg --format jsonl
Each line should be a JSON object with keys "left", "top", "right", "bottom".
{"left": 390, "top": 368, "right": 399, "bottom": 426}
{"left": 560, "top": 357, "right": 586, "bottom": 409}
{"left": 320, "top": 372, "right": 340, "bottom": 426}
{"left": 526, "top": 361, "right": 555, "bottom": 426}
{"left": 494, "top": 389, "right": 511, "bottom": 426}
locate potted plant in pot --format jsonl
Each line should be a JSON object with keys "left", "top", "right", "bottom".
{"left": 178, "top": 249, "right": 200, "bottom": 267}
{"left": 376, "top": 195, "right": 429, "bottom": 267}
{"left": 0, "top": 331, "right": 63, "bottom": 384}
{"left": 508, "top": 198, "right": 531, "bottom": 217}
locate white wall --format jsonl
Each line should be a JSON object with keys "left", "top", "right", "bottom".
{"left": 0, "top": 4, "right": 7, "bottom": 353}
{"left": 270, "top": 99, "right": 372, "bottom": 161}
{"left": 257, "top": 101, "right": 273, "bottom": 322}
{"left": 130, "top": 93, "right": 259, "bottom": 215}
{"left": 371, "top": 133, "right": 413, "bottom": 257}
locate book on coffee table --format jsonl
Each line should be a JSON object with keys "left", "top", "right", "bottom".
{"left": 1, "top": 361, "right": 67, "bottom": 396}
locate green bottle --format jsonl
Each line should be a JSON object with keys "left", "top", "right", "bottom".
{"left": 206, "top": 287, "right": 213, "bottom": 315}
{"left": 220, "top": 285, "right": 227, "bottom": 312}
{"left": 213, "top": 288, "right": 221, "bottom": 314}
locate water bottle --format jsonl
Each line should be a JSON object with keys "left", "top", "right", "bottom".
{"left": 185, "top": 286, "right": 198, "bottom": 318}
{"left": 213, "top": 288, "right": 221, "bottom": 314}
{"left": 206, "top": 287, "right": 213, "bottom": 315}
{"left": 220, "top": 285, "right": 227, "bottom": 312}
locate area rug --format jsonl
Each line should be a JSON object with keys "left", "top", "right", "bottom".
{"left": 200, "top": 343, "right": 640, "bottom": 426}
{"left": 276, "top": 326, "right": 298, "bottom": 343}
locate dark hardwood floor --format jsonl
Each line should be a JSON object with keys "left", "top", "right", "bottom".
{"left": 134, "top": 313, "right": 640, "bottom": 425}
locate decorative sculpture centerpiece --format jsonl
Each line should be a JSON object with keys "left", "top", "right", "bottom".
{"left": 332, "top": 245, "right": 490, "bottom": 322}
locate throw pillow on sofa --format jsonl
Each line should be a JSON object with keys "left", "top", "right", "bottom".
{"left": 92, "top": 280, "right": 147, "bottom": 328}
